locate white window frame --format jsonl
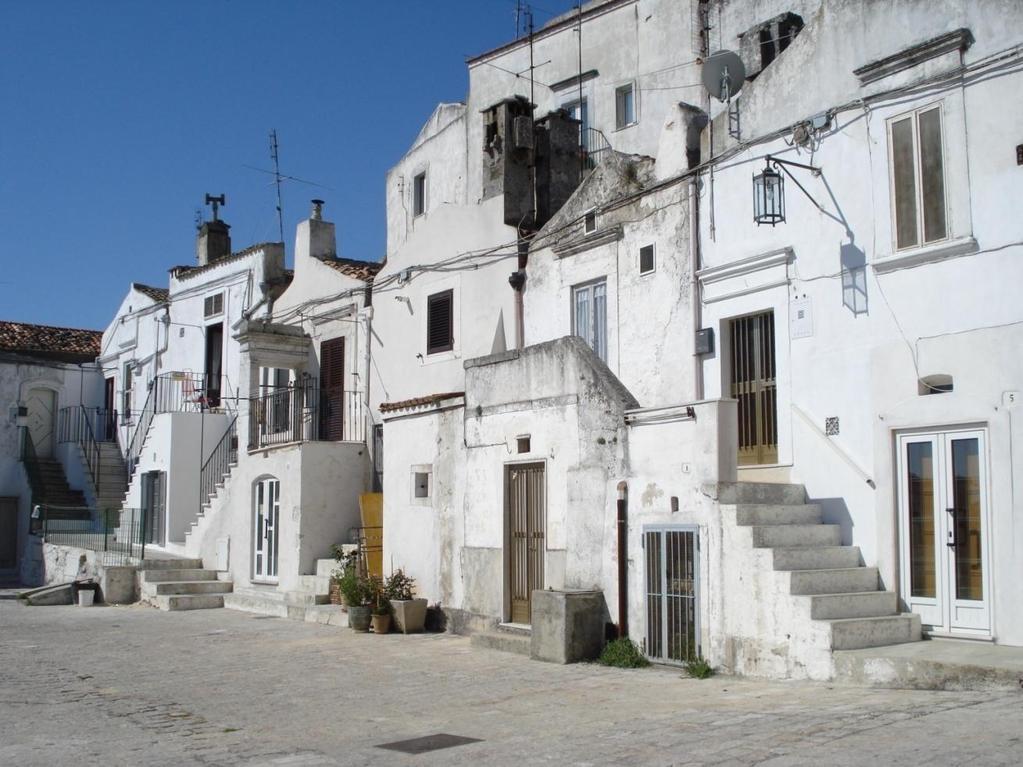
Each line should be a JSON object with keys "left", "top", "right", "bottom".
{"left": 412, "top": 171, "right": 427, "bottom": 217}
{"left": 886, "top": 102, "right": 948, "bottom": 252}
{"left": 615, "top": 82, "right": 637, "bottom": 130}
{"left": 572, "top": 278, "right": 608, "bottom": 362}
{"left": 204, "top": 292, "right": 224, "bottom": 318}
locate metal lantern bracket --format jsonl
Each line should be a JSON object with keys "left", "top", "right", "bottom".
{"left": 764, "top": 155, "right": 824, "bottom": 212}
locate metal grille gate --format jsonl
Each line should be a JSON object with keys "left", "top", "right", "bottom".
{"left": 507, "top": 463, "right": 545, "bottom": 624}
{"left": 644, "top": 527, "right": 699, "bottom": 663}
{"left": 730, "top": 310, "right": 778, "bottom": 465}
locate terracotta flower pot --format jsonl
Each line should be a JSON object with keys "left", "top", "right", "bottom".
{"left": 371, "top": 612, "right": 391, "bottom": 634}
{"left": 329, "top": 581, "right": 342, "bottom": 606}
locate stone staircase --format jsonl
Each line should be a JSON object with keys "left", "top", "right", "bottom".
{"left": 221, "top": 558, "right": 347, "bottom": 626}
{"left": 85, "top": 441, "right": 129, "bottom": 513}
{"left": 138, "top": 558, "right": 233, "bottom": 611}
{"left": 27, "top": 458, "right": 90, "bottom": 519}
{"left": 718, "top": 481, "right": 920, "bottom": 679}
{"left": 182, "top": 448, "right": 238, "bottom": 555}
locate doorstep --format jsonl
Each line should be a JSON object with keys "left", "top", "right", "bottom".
{"left": 832, "top": 636, "right": 1023, "bottom": 691}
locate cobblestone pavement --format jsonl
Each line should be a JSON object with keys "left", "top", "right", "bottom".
{"left": 2, "top": 600, "right": 1020, "bottom": 766}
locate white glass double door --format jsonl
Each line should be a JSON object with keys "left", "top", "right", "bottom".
{"left": 897, "top": 429, "right": 990, "bottom": 637}
{"left": 253, "top": 478, "right": 280, "bottom": 583}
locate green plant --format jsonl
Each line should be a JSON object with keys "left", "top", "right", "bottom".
{"left": 330, "top": 549, "right": 359, "bottom": 583}
{"left": 368, "top": 575, "right": 391, "bottom": 615}
{"left": 338, "top": 569, "right": 373, "bottom": 606}
{"left": 384, "top": 569, "right": 416, "bottom": 601}
{"left": 598, "top": 638, "right": 650, "bottom": 669}
{"left": 683, "top": 655, "right": 714, "bottom": 679}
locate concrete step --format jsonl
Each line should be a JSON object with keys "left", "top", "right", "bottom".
{"left": 303, "top": 604, "right": 349, "bottom": 627}
{"left": 285, "top": 591, "right": 330, "bottom": 606}
{"left": 751, "top": 524, "right": 841, "bottom": 548}
{"left": 315, "top": 558, "right": 339, "bottom": 578}
{"left": 827, "top": 613, "right": 922, "bottom": 650}
{"left": 223, "top": 592, "right": 300, "bottom": 620}
{"left": 718, "top": 481, "right": 806, "bottom": 505}
{"left": 153, "top": 593, "right": 225, "bottom": 611}
{"left": 470, "top": 630, "right": 531, "bottom": 657}
{"left": 772, "top": 546, "right": 862, "bottom": 571}
{"left": 788, "top": 567, "right": 879, "bottom": 595}
{"left": 140, "top": 568, "right": 220, "bottom": 583}
{"left": 809, "top": 591, "right": 897, "bottom": 620}
{"left": 137, "top": 558, "right": 205, "bottom": 571}
{"left": 735, "top": 503, "right": 822, "bottom": 526}
{"left": 143, "top": 580, "right": 234, "bottom": 597}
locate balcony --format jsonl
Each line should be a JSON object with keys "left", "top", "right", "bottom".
{"left": 248, "top": 378, "right": 366, "bottom": 450}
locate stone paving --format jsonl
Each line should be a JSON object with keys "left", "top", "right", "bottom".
{"left": 1, "top": 600, "right": 1021, "bottom": 766}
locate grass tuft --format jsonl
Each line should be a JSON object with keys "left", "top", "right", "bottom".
{"left": 598, "top": 638, "right": 650, "bottom": 669}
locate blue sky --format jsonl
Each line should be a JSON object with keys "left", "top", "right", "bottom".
{"left": 1, "top": 1, "right": 578, "bottom": 331}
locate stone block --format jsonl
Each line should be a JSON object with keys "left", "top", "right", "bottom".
{"left": 530, "top": 589, "right": 605, "bottom": 664}
{"left": 99, "top": 565, "right": 136, "bottom": 604}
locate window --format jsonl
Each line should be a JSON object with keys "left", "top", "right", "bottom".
{"left": 426, "top": 289, "right": 454, "bottom": 354}
{"left": 573, "top": 280, "right": 607, "bottom": 361}
{"left": 517, "top": 436, "right": 531, "bottom": 454}
{"left": 889, "top": 104, "right": 947, "bottom": 250}
{"left": 584, "top": 210, "right": 596, "bottom": 233}
{"left": 639, "top": 244, "right": 655, "bottom": 275}
{"left": 563, "top": 98, "right": 589, "bottom": 150}
{"left": 203, "top": 292, "right": 224, "bottom": 318}
{"left": 615, "top": 83, "right": 635, "bottom": 129}
{"left": 413, "top": 172, "right": 427, "bottom": 217}
{"left": 122, "top": 363, "right": 133, "bottom": 421}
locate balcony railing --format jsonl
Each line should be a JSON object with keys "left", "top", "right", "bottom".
{"left": 248, "top": 380, "right": 365, "bottom": 450}
{"left": 581, "top": 127, "right": 611, "bottom": 172}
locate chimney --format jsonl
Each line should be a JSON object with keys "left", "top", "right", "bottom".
{"left": 295, "top": 199, "right": 336, "bottom": 263}
{"left": 196, "top": 193, "right": 232, "bottom": 265}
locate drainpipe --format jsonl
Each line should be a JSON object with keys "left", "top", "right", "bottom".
{"left": 509, "top": 237, "right": 527, "bottom": 350}
{"left": 690, "top": 176, "right": 704, "bottom": 400}
{"left": 617, "top": 480, "right": 629, "bottom": 638}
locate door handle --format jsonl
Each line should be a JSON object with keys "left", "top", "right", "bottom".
{"left": 946, "top": 507, "right": 956, "bottom": 548}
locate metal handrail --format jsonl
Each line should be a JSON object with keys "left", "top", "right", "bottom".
{"left": 581, "top": 127, "right": 612, "bottom": 172}
{"left": 248, "top": 380, "right": 366, "bottom": 450}
{"left": 200, "top": 416, "right": 238, "bottom": 509}
{"left": 126, "top": 379, "right": 158, "bottom": 480}
{"left": 57, "top": 406, "right": 104, "bottom": 495}
{"left": 20, "top": 429, "right": 45, "bottom": 515}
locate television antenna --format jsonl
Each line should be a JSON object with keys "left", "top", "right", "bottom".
{"left": 701, "top": 50, "right": 745, "bottom": 139}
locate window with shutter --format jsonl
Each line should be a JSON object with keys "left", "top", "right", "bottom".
{"left": 204, "top": 292, "right": 224, "bottom": 318}
{"left": 888, "top": 104, "right": 947, "bottom": 250}
{"left": 427, "top": 290, "right": 454, "bottom": 354}
{"left": 319, "top": 337, "right": 345, "bottom": 441}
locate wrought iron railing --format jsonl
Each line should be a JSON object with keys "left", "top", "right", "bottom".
{"left": 36, "top": 506, "right": 148, "bottom": 566}
{"left": 57, "top": 406, "right": 115, "bottom": 495}
{"left": 248, "top": 380, "right": 366, "bottom": 450}
{"left": 581, "top": 127, "right": 611, "bottom": 172}
{"left": 200, "top": 416, "right": 238, "bottom": 509}
{"left": 126, "top": 381, "right": 158, "bottom": 479}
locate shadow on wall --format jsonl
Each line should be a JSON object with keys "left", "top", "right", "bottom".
{"left": 815, "top": 496, "right": 856, "bottom": 551}
{"left": 840, "top": 241, "right": 868, "bottom": 316}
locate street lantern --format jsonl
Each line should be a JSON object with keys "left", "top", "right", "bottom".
{"left": 752, "top": 155, "right": 824, "bottom": 227}
{"left": 753, "top": 164, "right": 785, "bottom": 226}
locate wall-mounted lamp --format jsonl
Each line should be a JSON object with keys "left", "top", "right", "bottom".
{"left": 753, "top": 155, "right": 822, "bottom": 226}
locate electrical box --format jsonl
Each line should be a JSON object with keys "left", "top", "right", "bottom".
{"left": 694, "top": 327, "right": 714, "bottom": 355}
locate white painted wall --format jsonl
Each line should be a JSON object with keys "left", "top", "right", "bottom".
{"left": 697, "top": 0, "right": 1023, "bottom": 645}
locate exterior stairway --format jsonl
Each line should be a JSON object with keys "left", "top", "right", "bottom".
{"left": 222, "top": 559, "right": 347, "bottom": 626}
{"left": 138, "top": 558, "right": 233, "bottom": 611}
{"left": 85, "top": 441, "right": 129, "bottom": 513}
{"left": 718, "top": 481, "right": 921, "bottom": 679}
{"left": 471, "top": 623, "right": 532, "bottom": 656}
{"left": 28, "top": 458, "right": 89, "bottom": 517}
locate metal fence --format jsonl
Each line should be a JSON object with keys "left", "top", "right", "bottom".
{"left": 36, "top": 506, "right": 150, "bottom": 566}
{"left": 248, "top": 380, "right": 366, "bottom": 450}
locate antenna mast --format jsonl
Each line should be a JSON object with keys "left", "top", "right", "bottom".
{"left": 269, "top": 129, "right": 285, "bottom": 250}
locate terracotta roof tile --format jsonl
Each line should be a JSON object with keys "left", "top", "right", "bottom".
{"left": 132, "top": 283, "right": 169, "bottom": 303}
{"left": 0, "top": 320, "right": 102, "bottom": 362}
{"left": 316, "top": 256, "right": 383, "bottom": 282}
{"left": 379, "top": 391, "right": 465, "bottom": 414}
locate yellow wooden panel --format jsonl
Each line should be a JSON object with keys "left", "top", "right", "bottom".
{"left": 359, "top": 493, "right": 383, "bottom": 579}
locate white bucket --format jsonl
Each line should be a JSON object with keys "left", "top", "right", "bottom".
{"left": 77, "top": 589, "right": 95, "bottom": 607}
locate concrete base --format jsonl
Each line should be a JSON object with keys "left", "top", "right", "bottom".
{"left": 20, "top": 582, "right": 74, "bottom": 606}
{"left": 471, "top": 628, "right": 531, "bottom": 656}
{"left": 530, "top": 589, "right": 605, "bottom": 664}
{"left": 833, "top": 638, "right": 1023, "bottom": 691}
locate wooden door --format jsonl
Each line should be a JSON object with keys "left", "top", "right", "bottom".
{"left": 507, "top": 463, "right": 545, "bottom": 625}
{"left": 0, "top": 497, "right": 18, "bottom": 571}
{"left": 104, "top": 377, "right": 116, "bottom": 440}
{"left": 25, "top": 388, "right": 57, "bottom": 458}
{"left": 319, "top": 337, "right": 345, "bottom": 441}
{"left": 729, "top": 311, "right": 778, "bottom": 465}
{"left": 204, "top": 322, "right": 224, "bottom": 407}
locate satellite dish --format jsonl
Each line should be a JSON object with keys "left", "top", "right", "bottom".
{"left": 702, "top": 50, "right": 746, "bottom": 102}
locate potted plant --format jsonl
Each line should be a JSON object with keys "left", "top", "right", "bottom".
{"left": 369, "top": 577, "right": 391, "bottom": 634}
{"left": 386, "top": 569, "right": 428, "bottom": 634}
{"left": 330, "top": 547, "right": 358, "bottom": 608}
{"left": 341, "top": 572, "right": 372, "bottom": 632}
